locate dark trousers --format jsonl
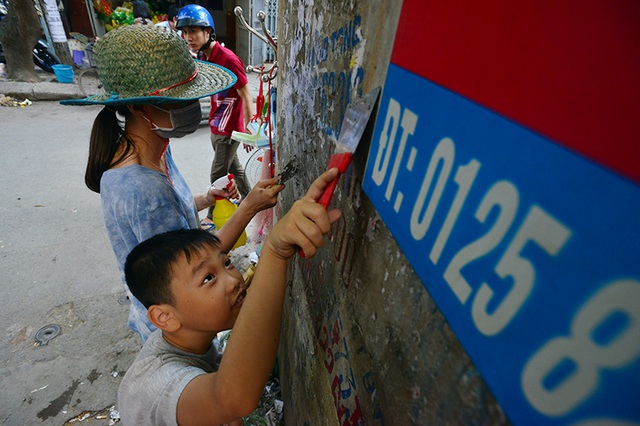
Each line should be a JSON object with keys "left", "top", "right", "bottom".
{"left": 207, "top": 133, "right": 252, "bottom": 220}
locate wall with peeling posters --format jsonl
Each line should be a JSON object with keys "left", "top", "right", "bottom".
{"left": 274, "top": 0, "right": 504, "bottom": 424}
{"left": 274, "top": 0, "right": 640, "bottom": 424}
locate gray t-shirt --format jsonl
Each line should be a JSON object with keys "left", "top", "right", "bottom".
{"left": 118, "top": 330, "right": 221, "bottom": 425}
{"left": 100, "top": 147, "right": 199, "bottom": 340}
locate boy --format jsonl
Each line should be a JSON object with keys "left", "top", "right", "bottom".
{"left": 118, "top": 169, "right": 341, "bottom": 425}
{"left": 176, "top": 5, "right": 254, "bottom": 229}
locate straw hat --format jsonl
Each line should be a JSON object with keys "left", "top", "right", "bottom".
{"left": 61, "top": 25, "right": 236, "bottom": 106}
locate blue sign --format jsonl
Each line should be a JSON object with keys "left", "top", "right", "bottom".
{"left": 363, "top": 64, "right": 640, "bottom": 425}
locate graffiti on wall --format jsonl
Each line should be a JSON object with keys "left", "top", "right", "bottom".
{"left": 291, "top": 168, "right": 384, "bottom": 424}
{"left": 305, "top": 16, "right": 362, "bottom": 65}
{"left": 287, "top": 15, "right": 366, "bottom": 139}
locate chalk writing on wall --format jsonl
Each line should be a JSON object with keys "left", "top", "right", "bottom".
{"left": 302, "top": 17, "right": 366, "bottom": 138}
{"left": 306, "top": 16, "right": 362, "bottom": 65}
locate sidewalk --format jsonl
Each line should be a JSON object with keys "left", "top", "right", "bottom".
{"left": 0, "top": 64, "right": 267, "bottom": 102}
{"left": 0, "top": 66, "right": 87, "bottom": 101}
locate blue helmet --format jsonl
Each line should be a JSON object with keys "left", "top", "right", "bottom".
{"left": 176, "top": 4, "right": 215, "bottom": 31}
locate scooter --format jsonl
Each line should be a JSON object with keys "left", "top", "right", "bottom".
{"left": 0, "top": 0, "right": 60, "bottom": 73}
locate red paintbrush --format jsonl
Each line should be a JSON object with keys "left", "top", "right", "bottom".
{"left": 317, "top": 87, "right": 381, "bottom": 208}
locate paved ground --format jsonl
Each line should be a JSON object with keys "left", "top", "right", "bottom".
{"left": 0, "top": 62, "right": 269, "bottom": 103}
{"left": 0, "top": 67, "right": 269, "bottom": 425}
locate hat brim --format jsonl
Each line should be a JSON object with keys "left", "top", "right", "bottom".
{"left": 60, "top": 60, "right": 236, "bottom": 106}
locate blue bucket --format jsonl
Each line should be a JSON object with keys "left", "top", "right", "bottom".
{"left": 52, "top": 64, "right": 74, "bottom": 83}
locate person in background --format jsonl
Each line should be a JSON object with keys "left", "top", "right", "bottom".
{"left": 60, "top": 25, "right": 283, "bottom": 342}
{"left": 118, "top": 169, "right": 342, "bottom": 425}
{"left": 132, "top": 0, "right": 153, "bottom": 25}
{"left": 155, "top": 4, "right": 181, "bottom": 37}
{"left": 176, "top": 5, "right": 254, "bottom": 231}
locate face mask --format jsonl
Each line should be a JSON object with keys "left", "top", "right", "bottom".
{"left": 146, "top": 101, "right": 202, "bottom": 138}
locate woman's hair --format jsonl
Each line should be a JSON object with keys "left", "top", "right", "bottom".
{"left": 125, "top": 229, "right": 222, "bottom": 308}
{"left": 132, "top": 0, "right": 152, "bottom": 20}
{"left": 85, "top": 106, "right": 134, "bottom": 193}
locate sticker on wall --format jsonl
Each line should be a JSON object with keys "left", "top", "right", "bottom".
{"left": 363, "top": 1, "right": 640, "bottom": 425}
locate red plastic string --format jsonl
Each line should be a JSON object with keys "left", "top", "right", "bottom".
{"left": 266, "top": 72, "right": 274, "bottom": 178}
{"left": 161, "top": 139, "right": 173, "bottom": 187}
{"left": 147, "top": 69, "right": 198, "bottom": 97}
{"left": 251, "top": 67, "right": 265, "bottom": 124}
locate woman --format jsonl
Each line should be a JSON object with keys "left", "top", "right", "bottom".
{"left": 61, "top": 25, "right": 283, "bottom": 341}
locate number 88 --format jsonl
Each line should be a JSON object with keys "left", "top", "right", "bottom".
{"left": 522, "top": 279, "right": 640, "bottom": 416}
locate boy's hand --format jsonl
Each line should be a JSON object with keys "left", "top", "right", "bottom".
{"left": 265, "top": 168, "right": 342, "bottom": 259}
{"left": 242, "top": 177, "right": 284, "bottom": 214}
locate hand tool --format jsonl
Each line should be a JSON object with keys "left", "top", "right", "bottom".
{"left": 317, "top": 86, "right": 381, "bottom": 208}
{"left": 299, "top": 87, "right": 380, "bottom": 258}
{"left": 277, "top": 158, "right": 298, "bottom": 185}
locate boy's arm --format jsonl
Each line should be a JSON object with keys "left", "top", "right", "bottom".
{"left": 177, "top": 169, "right": 341, "bottom": 425}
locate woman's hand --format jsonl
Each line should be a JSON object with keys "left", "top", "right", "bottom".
{"left": 206, "top": 179, "right": 239, "bottom": 204}
{"left": 241, "top": 177, "right": 284, "bottom": 215}
{"left": 223, "top": 179, "right": 239, "bottom": 200}
{"left": 214, "top": 177, "right": 283, "bottom": 251}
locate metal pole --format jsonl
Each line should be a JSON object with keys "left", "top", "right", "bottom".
{"left": 36, "top": 0, "right": 62, "bottom": 63}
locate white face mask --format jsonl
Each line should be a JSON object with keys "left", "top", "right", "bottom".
{"left": 145, "top": 101, "right": 202, "bottom": 138}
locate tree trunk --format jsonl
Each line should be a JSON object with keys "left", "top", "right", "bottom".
{"left": 53, "top": 41, "right": 73, "bottom": 65}
{"left": 0, "top": 0, "right": 42, "bottom": 82}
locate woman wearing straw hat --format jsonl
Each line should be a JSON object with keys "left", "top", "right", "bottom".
{"left": 61, "top": 25, "right": 284, "bottom": 342}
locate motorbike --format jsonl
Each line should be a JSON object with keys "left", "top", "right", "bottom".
{"left": 0, "top": 0, "right": 60, "bottom": 73}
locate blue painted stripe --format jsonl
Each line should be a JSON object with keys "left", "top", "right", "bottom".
{"left": 363, "top": 64, "right": 640, "bottom": 425}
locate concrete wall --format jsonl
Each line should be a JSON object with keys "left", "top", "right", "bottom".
{"left": 275, "top": 0, "right": 508, "bottom": 424}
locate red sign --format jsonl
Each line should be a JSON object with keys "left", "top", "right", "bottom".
{"left": 392, "top": 0, "right": 640, "bottom": 183}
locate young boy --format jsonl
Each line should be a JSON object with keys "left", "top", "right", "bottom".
{"left": 176, "top": 5, "right": 254, "bottom": 229}
{"left": 118, "top": 169, "right": 341, "bottom": 425}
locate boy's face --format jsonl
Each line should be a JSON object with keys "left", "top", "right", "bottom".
{"left": 169, "top": 245, "right": 246, "bottom": 332}
{"left": 181, "top": 26, "right": 209, "bottom": 52}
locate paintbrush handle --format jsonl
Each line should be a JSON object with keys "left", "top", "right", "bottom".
{"left": 301, "top": 152, "right": 353, "bottom": 257}
{"left": 299, "top": 178, "right": 336, "bottom": 258}
{"left": 318, "top": 178, "right": 339, "bottom": 209}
